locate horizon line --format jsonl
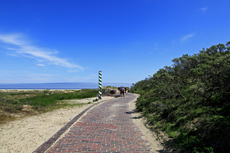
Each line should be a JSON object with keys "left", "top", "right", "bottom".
{"left": 0, "top": 82, "right": 133, "bottom": 84}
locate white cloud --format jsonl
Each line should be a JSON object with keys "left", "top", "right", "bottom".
{"left": 180, "top": 33, "right": 194, "bottom": 43}
{"left": 0, "top": 33, "right": 84, "bottom": 70}
{"left": 37, "top": 64, "right": 45, "bottom": 67}
{"left": 0, "top": 34, "right": 26, "bottom": 46}
{"left": 200, "top": 7, "right": 207, "bottom": 13}
{"left": 0, "top": 71, "right": 57, "bottom": 83}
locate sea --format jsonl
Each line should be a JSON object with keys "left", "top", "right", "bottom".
{"left": 0, "top": 82, "right": 132, "bottom": 90}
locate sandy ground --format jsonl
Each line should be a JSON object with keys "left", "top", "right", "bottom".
{"left": 128, "top": 94, "right": 165, "bottom": 153}
{"left": 0, "top": 93, "right": 165, "bottom": 153}
{"left": 0, "top": 96, "right": 114, "bottom": 153}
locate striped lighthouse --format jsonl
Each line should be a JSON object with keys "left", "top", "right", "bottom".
{"left": 98, "top": 71, "right": 102, "bottom": 100}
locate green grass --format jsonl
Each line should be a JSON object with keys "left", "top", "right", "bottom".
{"left": 0, "top": 89, "right": 98, "bottom": 123}
{"left": 10, "top": 89, "right": 98, "bottom": 107}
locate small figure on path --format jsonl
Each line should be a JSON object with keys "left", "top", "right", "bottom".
{"left": 119, "top": 87, "right": 122, "bottom": 95}
{"left": 121, "top": 87, "right": 125, "bottom": 97}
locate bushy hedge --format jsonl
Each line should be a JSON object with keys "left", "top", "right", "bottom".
{"left": 130, "top": 41, "right": 230, "bottom": 153}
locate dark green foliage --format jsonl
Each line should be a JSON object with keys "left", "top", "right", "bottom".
{"left": 130, "top": 41, "right": 230, "bottom": 153}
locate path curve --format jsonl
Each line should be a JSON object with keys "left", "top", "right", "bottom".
{"left": 34, "top": 94, "right": 155, "bottom": 153}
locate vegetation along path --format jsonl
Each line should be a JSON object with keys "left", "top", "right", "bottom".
{"left": 34, "top": 93, "right": 156, "bottom": 153}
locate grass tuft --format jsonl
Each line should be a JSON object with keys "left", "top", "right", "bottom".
{"left": 0, "top": 89, "right": 98, "bottom": 123}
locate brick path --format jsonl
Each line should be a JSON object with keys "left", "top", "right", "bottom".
{"left": 35, "top": 93, "right": 154, "bottom": 153}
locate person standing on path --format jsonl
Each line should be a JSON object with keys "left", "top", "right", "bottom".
{"left": 121, "top": 87, "right": 125, "bottom": 97}
{"left": 119, "top": 86, "right": 124, "bottom": 97}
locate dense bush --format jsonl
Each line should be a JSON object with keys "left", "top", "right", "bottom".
{"left": 130, "top": 41, "right": 230, "bottom": 153}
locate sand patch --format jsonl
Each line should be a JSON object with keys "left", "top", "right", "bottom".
{"left": 0, "top": 96, "right": 115, "bottom": 153}
{"left": 128, "top": 93, "right": 165, "bottom": 153}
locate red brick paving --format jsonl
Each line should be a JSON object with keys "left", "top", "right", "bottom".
{"left": 34, "top": 94, "right": 154, "bottom": 153}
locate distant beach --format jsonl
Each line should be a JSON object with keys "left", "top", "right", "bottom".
{"left": 0, "top": 82, "right": 132, "bottom": 90}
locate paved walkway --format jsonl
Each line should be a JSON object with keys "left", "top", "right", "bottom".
{"left": 34, "top": 93, "right": 154, "bottom": 153}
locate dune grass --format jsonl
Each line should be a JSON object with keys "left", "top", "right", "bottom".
{"left": 0, "top": 89, "right": 98, "bottom": 123}
{"left": 19, "top": 89, "right": 98, "bottom": 107}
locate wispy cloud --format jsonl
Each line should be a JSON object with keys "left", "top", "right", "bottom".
{"left": 180, "top": 33, "right": 194, "bottom": 43}
{"left": 37, "top": 64, "right": 45, "bottom": 67}
{"left": 0, "top": 33, "right": 84, "bottom": 70}
{"left": 200, "top": 7, "right": 207, "bottom": 13}
{"left": 0, "top": 71, "right": 57, "bottom": 83}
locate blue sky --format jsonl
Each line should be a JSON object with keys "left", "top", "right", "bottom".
{"left": 0, "top": 0, "right": 230, "bottom": 84}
